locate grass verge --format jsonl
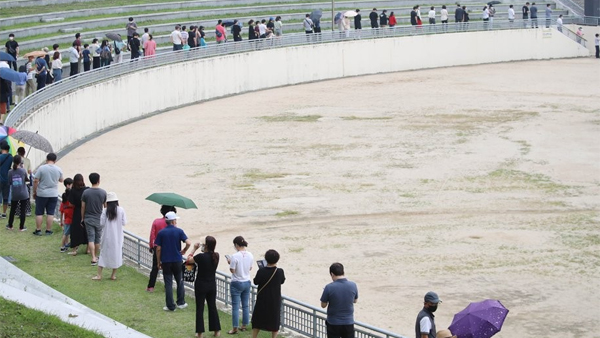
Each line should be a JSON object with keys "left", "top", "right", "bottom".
{"left": 0, "top": 218, "right": 272, "bottom": 338}
{"left": 0, "top": 297, "right": 104, "bottom": 338}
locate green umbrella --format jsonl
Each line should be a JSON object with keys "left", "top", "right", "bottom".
{"left": 145, "top": 193, "right": 198, "bottom": 209}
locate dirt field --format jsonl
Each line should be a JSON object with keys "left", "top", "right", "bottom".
{"left": 58, "top": 58, "right": 600, "bottom": 338}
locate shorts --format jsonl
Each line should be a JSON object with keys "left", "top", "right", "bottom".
{"left": 63, "top": 223, "right": 71, "bottom": 236}
{"left": 86, "top": 222, "right": 103, "bottom": 244}
{"left": 35, "top": 196, "right": 58, "bottom": 216}
{"left": 0, "top": 181, "right": 9, "bottom": 204}
{"left": 275, "top": 29, "right": 282, "bottom": 36}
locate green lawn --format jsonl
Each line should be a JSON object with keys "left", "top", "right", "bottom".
{"left": 0, "top": 218, "right": 272, "bottom": 338}
{"left": 0, "top": 298, "right": 104, "bottom": 338}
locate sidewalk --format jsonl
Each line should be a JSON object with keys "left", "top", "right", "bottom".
{"left": 0, "top": 257, "right": 151, "bottom": 338}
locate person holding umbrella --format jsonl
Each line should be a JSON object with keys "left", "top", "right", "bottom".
{"left": 416, "top": 291, "right": 442, "bottom": 338}
{"left": 146, "top": 204, "right": 177, "bottom": 292}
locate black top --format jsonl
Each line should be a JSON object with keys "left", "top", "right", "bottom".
{"left": 522, "top": 5, "right": 529, "bottom": 18}
{"left": 130, "top": 38, "right": 140, "bottom": 53}
{"left": 379, "top": 13, "right": 388, "bottom": 25}
{"left": 248, "top": 26, "right": 257, "bottom": 39}
{"left": 194, "top": 252, "right": 219, "bottom": 282}
{"left": 463, "top": 11, "right": 470, "bottom": 22}
{"left": 188, "top": 31, "right": 197, "bottom": 48}
{"left": 5, "top": 40, "right": 18, "bottom": 56}
{"left": 233, "top": 25, "right": 242, "bottom": 39}
{"left": 69, "top": 186, "right": 88, "bottom": 248}
{"left": 455, "top": 7, "right": 464, "bottom": 21}
{"left": 267, "top": 21, "right": 274, "bottom": 30}
{"left": 369, "top": 11, "right": 378, "bottom": 25}
{"left": 251, "top": 267, "right": 286, "bottom": 331}
{"left": 354, "top": 14, "right": 362, "bottom": 29}
{"left": 415, "top": 308, "right": 436, "bottom": 338}
{"left": 410, "top": 10, "right": 418, "bottom": 25}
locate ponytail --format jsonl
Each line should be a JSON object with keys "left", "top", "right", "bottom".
{"left": 12, "top": 155, "right": 22, "bottom": 171}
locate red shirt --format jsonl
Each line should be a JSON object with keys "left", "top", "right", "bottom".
{"left": 59, "top": 201, "right": 74, "bottom": 225}
{"left": 389, "top": 15, "right": 397, "bottom": 25}
{"left": 149, "top": 217, "right": 167, "bottom": 248}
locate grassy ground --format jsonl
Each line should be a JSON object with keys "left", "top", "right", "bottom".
{"left": 0, "top": 217, "right": 271, "bottom": 338}
{"left": 0, "top": 297, "right": 104, "bottom": 338}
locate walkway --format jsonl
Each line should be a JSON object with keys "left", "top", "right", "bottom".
{"left": 0, "top": 257, "right": 151, "bottom": 338}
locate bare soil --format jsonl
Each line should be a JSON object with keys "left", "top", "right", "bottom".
{"left": 58, "top": 58, "right": 600, "bottom": 338}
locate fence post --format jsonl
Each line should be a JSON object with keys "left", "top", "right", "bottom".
{"left": 313, "top": 309, "right": 318, "bottom": 338}
{"left": 225, "top": 279, "right": 230, "bottom": 306}
{"left": 280, "top": 300, "right": 285, "bottom": 329}
{"left": 136, "top": 238, "right": 141, "bottom": 267}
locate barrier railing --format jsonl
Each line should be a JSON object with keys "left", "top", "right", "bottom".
{"left": 121, "top": 230, "right": 408, "bottom": 338}
{"left": 564, "top": 15, "right": 600, "bottom": 26}
{"left": 5, "top": 19, "right": 582, "bottom": 128}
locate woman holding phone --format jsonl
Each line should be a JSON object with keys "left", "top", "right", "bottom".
{"left": 187, "top": 236, "right": 221, "bottom": 338}
{"left": 251, "top": 249, "right": 285, "bottom": 338}
{"left": 227, "top": 236, "right": 253, "bottom": 334}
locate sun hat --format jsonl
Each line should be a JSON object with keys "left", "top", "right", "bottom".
{"left": 424, "top": 291, "right": 442, "bottom": 304}
{"left": 436, "top": 329, "right": 454, "bottom": 338}
{"left": 165, "top": 211, "right": 180, "bottom": 221}
{"left": 106, "top": 192, "right": 118, "bottom": 202}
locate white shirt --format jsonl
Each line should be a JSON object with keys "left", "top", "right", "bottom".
{"left": 51, "top": 59, "right": 62, "bottom": 70}
{"left": 508, "top": 8, "right": 515, "bottom": 19}
{"left": 181, "top": 31, "right": 189, "bottom": 42}
{"left": 428, "top": 10, "right": 436, "bottom": 19}
{"left": 91, "top": 43, "right": 100, "bottom": 57}
{"left": 595, "top": 37, "right": 599, "bottom": 46}
{"left": 229, "top": 250, "right": 253, "bottom": 282}
{"left": 483, "top": 8, "right": 490, "bottom": 19}
{"left": 141, "top": 33, "right": 149, "bottom": 46}
{"left": 416, "top": 9, "right": 421, "bottom": 19}
{"left": 258, "top": 23, "right": 267, "bottom": 35}
{"left": 303, "top": 18, "right": 314, "bottom": 31}
{"left": 420, "top": 316, "right": 432, "bottom": 334}
{"left": 556, "top": 17, "right": 563, "bottom": 26}
{"left": 170, "top": 30, "right": 182, "bottom": 44}
{"left": 25, "top": 62, "right": 35, "bottom": 80}
{"left": 68, "top": 47, "right": 79, "bottom": 63}
{"left": 440, "top": 9, "right": 448, "bottom": 20}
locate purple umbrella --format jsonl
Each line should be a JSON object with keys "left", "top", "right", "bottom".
{"left": 448, "top": 299, "right": 509, "bottom": 338}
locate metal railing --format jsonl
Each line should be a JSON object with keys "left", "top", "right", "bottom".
{"left": 121, "top": 230, "right": 408, "bottom": 338}
{"left": 564, "top": 15, "right": 600, "bottom": 26}
{"left": 4, "top": 19, "right": 584, "bottom": 128}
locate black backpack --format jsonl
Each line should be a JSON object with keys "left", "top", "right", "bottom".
{"left": 114, "top": 41, "right": 121, "bottom": 55}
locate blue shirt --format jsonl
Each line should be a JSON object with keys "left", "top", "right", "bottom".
{"left": 0, "top": 153, "right": 13, "bottom": 182}
{"left": 82, "top": 49, "right": 91, "bottom": 62}
{"left": 320, "top": 278, "right": 358, "bottom": 325}
{"left": 154, "top": 224, "right": 188, "bottom": 263}
{"left": 35, "top": 57, "right": 48, "bottom": 75}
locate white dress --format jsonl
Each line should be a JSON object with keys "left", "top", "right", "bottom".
{"left": 98, "top": 206, "right": 127, "bottom": 269}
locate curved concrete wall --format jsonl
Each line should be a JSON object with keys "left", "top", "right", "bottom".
{"left": 18, "top": 29, "right": 589, "bottom": 168}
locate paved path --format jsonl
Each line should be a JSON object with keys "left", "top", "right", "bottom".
{"left": 0, "top": 257, "right": 151, "bottom": 338}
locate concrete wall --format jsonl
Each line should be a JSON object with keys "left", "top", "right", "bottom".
{"left": 18, "top": 29, "right": 589, "bottom": 167}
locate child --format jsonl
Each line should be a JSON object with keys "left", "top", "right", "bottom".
{"left": 82, "top": 44, "right": 91, "bottom": 72}
{"left": 14, "top": 66, "right": 28, "bottom": 105}
{"left": 59, "top": 178, "right": 74, "bottom": 252}
{"left": 6, "top": 156, "right": 28, "bottom": 231}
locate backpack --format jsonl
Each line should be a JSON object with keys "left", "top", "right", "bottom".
{"left": 114, "top": 41, "right": 121, "bottom": 55}
{"left": 215, "top": 29, "right": 223, "bottom": 38}
{"left": 100, "top": 47, "right": 111, "bottom": 60}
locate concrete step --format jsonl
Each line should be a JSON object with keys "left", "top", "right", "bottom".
{"left": 59, "top": 27, "right": 84, "bottom": 33}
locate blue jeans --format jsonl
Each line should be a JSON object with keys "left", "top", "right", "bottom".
{"left": 162, "top": 261, "right": 185, "bottom": 310}
{"left": 230, "top": 281, "right": 251, "bottom": 328}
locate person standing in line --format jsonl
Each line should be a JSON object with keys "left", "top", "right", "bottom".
{"left": 181, "top": 26, "right": 189, "bottom": 47}
{"left": 232, "top": 20, "right": 242, "bottom": 42}
{"left": 32, "top": 153, "right": 63, "bottom": 236}
{"left": 35, "top": 55, "right": 48, "bottom": 90}
{"left": 141, "top": 28, "right": 150, "bottom": 53}
{"left": 13, "top": 68, "right": 27, "bottom": 106}
{"left": 82, "top": 44, "right": 91, "bottom": 71}
{"left": 0, "top": 81, "right": 9, "bottom": 122}
{"left": 73, "top": 33, "right": 82, "bottom": 74}
{"left": 251, "top": 249, "right": 285, "bottom": 338}
{"left": 320, "top": 262, "right": 358, "bottom": 338}
{"left": 215, "top": 20, "right": 227, "bottom": 44}
{"left": 81, "top": 172, "right": 107, "bottom": 266}
{"left": 488, "top": 4, "right": 496, "bottom": 28}
{"left": 530, "top": 2, "right": 538, "bottom": 28}
{"left": 187, "top": 236, "right": 221, "bottom": 338}
{"left": 5, "top": 34, "right": 19, "bottom": 71}
{"left": 227, "top": 236, "right": 253, "bottom": 334}
{"left": 51, "top": 52, "right": 62, "bottom": 82}
{"left": 92, "top": 192, "right": 126, "bottom": 281}
{"left": 545, "top": 4, "right": 552, "bottom": 28}
{"left": 98, "top": 40, "right": 112, "bottom": 67}
{"left": 440, "top": 5, "right": 448, "bottom": 30}
{"left": 68, "top": 174, "right": 87, "bottom": 255}
{"left": 379, "top": 10, "right": 388, "bottom": 29}
{"left": 274, "top": 16, "right": 283, "bottom": 38}
{"left": 595, "top": 34, "right": 599, "bottom": 58}
{"left": 556, "top": 14, "right": 563, "bottom": 32}
{"left": 482, "top": 6, "right": 490, "bottom": 30}
{"left": 342, "top": 15, "right": 351, "bottom": 38}
{"left": 146, "top": 205, "right": 176, "bottom": 292}
{"left": 143, "top": 34, "right": 156, "bottom": 57}
{"left": 129, "top": 33, "right": 141, "bottom": 60}
{"left": 126, "top": 17, "right": 138, "bottom": 49}
{"left": 388, "top": 11, "right": 397, "bottom": 29}
{"left": 462, "top": 6, "right": 469, "bottom": 28}
{"left": 24, "top": 56, "right": 36, "bottom": 96}
{"left": 171, "top": 25, "right": 183, "bottom": 51}
{"left": 428, "top": 6, "right": 436, "bottom": 25}
{"left": 416, "top": 5, "right": 423, "bottom": 26}
{"left": 415, "top": 292, "right": 442, "bottom": 338}
{"left": 508, "top": 5, "right": 516, "bottom": 25}
{"left": 90, "top": 39, "right": 101, "bottom": 69}
{"left": 370, "top": 8, "right": 379, "bottom": 29}
{"left": 68, "top": 42, "right": 79, "bottom": 76}
{"left": 354, "top": 9, "right": 362, "bottom": 38}
{"left": 59, "top": 178, "right": 73, "bottom": 252}
{"left": 155, "top": 211, "right": 191, "bottom": 311}
{"left": 411, "top": 6, "right": 419, "bottom": 26}
{"left": 113, "top": 38, "right": 125, "bottom": 64}
{"left": 6, "top": 155, "right": 28, "bottom": 230}
{"left": 199, "top": 26, "right": 207, "bottom": 47}
{"left": 522, "top": 2, "right": 530, "bottom": 28}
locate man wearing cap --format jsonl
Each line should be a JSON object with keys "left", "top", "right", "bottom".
{"left": 320, "top": 262, "right": 358, "bottom": 338}
{"left": 155, "top": 211, "right": 191, "bottom": 311}
{"left": 415, "top": 291, "right": 441, "bottom": 338}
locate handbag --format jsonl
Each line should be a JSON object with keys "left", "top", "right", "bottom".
{"left": 257, "top": 268, "right": 278, "bottom": 294}
{"left": 182, "top": 261, "right": 197, "bottom": 282}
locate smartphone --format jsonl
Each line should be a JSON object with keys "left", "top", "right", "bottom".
{"left": 225, "top": 254, "right": 232, "bottom": 261}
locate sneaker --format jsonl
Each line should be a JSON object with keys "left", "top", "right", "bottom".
{"left": 32, "top": 230, "right": 42, "bottom": 236}
{"left": 146, "top": 287, "right": 154, "bottom": 293}
{"left": 19, "top": 227, "right": 27, "bottom": 232}
{"left": 45, "top": 230, "right": 53, "bottom": 235}
{"left": 177, "top": 303, "right": 188, "bottom": 309}
{"left": 26, "top": 212, "right": 31, "bottom": 217}
{"left": 163, "top": 306, "right": 176, "bottom": 311}
{"left": 60, "top": 247, "right": 67, "bottom": 253}
{"left": 91, "top": 261, "right": 98, "bottom": 266}
{"left": 5, "top": 225, "right": 12, "bottom": 230}
{"left": 1, "top": 214, "right": 6, "bottom": 219}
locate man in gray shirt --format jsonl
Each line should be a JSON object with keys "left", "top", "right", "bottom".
{"left": 530, "top": 2, "right": 538, "bottom": 28}
{"left": 81, "top": 172, "right": 106, "bottom": 265}
{"left": 545, "top": 4, "right": 552, "bottom": 28}
{"left": 33, "top": 153, "right": 63, "bottom": 236}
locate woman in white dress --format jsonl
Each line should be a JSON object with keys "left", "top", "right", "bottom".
{"left": 92, "top": 192, "right": 126, "bottom": 281}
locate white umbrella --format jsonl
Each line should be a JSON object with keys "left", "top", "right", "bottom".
{"left": 344, "top": 10, "right": 358, "bottom": 17}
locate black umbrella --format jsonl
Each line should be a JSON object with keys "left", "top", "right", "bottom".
{"left": 105, "top": 32, "right": 122, "bottom": 41}
{"left": 0, "top": 52, "right": 16, "bottom": 62}
{"left": 223, "top": 19, "right": 235, "bottom": 27}
{"left": 311, "top": 9, "right": 323, "bottom": 21}
{"left": 10, "top": 130, "right": 54, "bottom": 153}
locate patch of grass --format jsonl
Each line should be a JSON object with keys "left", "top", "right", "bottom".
{"left": 288, "top": 247, "right": 304, "bottom": 253}
{"left": 258, "top": 114, "right": 322, "bottom": 123}
{"left": 399, "top": 192, "right": 417, "bottom": 198}
{"left": 232, "top": 183, "right": 255, "bottom": 190}
{"left": 0, "top": 298, "right": 103, "bottom": 338}
{"left": 341, "top": 116, "right": 393, "bottom": 121}
{"left": 0, "top": 218, "right": 273, "bottom": 338}
{"left": 243, "top": 170, "right": 288, "bottom": 180}
{"left": 276, "top": 210, "right": 299, "bottom": 217}
{"left": 515, "top": 140, "right": 531, "bottom": 155}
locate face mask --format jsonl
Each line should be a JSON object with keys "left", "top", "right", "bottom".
{"left": 9, "top": 37, "right": 13, "bottom": 40}
{"left": 429, "top": 305, "right": 438, "bottom": 313}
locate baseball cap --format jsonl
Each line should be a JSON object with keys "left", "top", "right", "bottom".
{"left": 424, "top": 291, "right": 441, "bottom": 304}
{"left": 165, "top": 211, "right": 180, "bottom": 221}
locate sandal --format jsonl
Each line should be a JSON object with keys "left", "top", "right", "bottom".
{"left": 67, "top": 251, "right": 77, "bottom": 256}
{"left": 239, "top": 327, "right": 247, "bottom": 332}
{"left": 91, "top": 276, "right": 102, "bottom": 281}
{"left": 214, "top": 331, "right": 221, "bottom": 337}
{"left": 110, "top": 276, "right": 117, "bottom": 281}
{"left": 227, "top": 330, "right": 238, "bottom": 335}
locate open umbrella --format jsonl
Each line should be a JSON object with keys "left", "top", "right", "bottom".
{"left": 146, "top": 193, "right": 198, "bottom": 209}
{"left": 448, "top": 299, "right": 509, "bottom": 338}
{"left": 10, "top": 130, "right": 54, "bottom": 153}
{"left": 105, "top": 32, "right": 122, "bottom": 41}
{"left": 344, "top": 10, "right": 358, "bottom": 17}
{"left": 0, "top": 68, "right": 23, "bottom": 83}
{"left": 23, "top": 50, "right": 47, "bottom": 58}
{"left": 0, "top": 52, "right": 16, "bottom": 62}
{"left": 310, "top": 9, "right": 322, "bottom": 21}
{"left": 0, "top": 126, "right": 22, "bottom": 155}
{"left": 334, "top": 12, "right": 343, "bottom": 24}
